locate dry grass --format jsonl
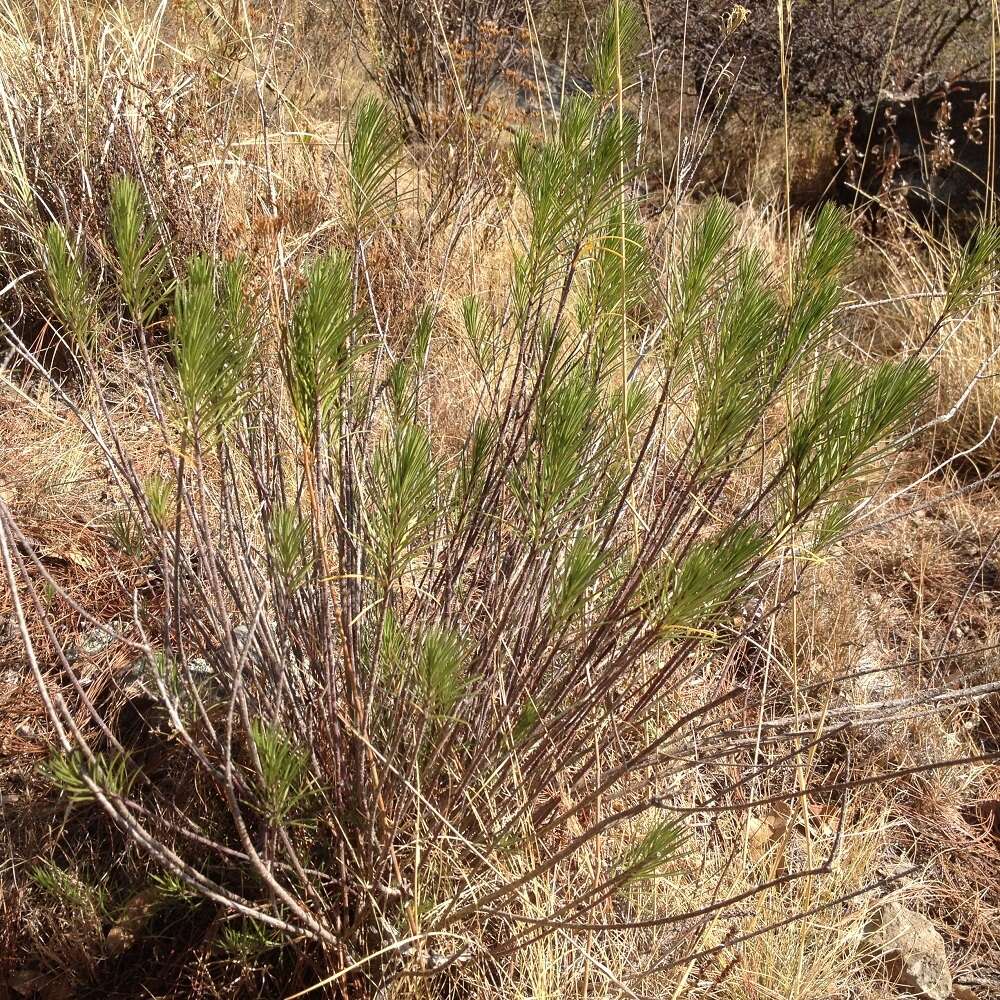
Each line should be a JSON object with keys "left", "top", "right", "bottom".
{"left": 841, "top": 230, "right": 1000, "bottom": 470}
{"left": 1, "top": 3, "right": 998, "bottom": 999}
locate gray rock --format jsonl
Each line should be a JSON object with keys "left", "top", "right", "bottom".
{"left": 187, "top": 657, "right": 214, "bottom": 676}
{"left": 498, "top": 56, "right": 593, "bottom": 117}
{"left": 128, "top": 652, "right": 216, "bottom": 699}
{"left": 869, "top": 901, "right": 953, "bottom": 999}
{"left": 68, "top": 627, "right": 117, "bottom": 661}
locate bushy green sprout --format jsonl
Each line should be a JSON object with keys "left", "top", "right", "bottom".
{"left": 783, "top": 356, "right": 933, "bottom": 529}
{"left": 387, "top": 359, "right": 413, "bottom": 420}
{"left": 249, "top": 719, "right": 315, "bottom": 825}
{"left": 513, "top": 95, "right": 641, "bottom": 278}
{"left": 778, "top": 203, "right": 857, "bottom": 376}
{"left": 408, "top": 301, "right": 434, "bottom": 368}
{"left": 578, "top": 201, "right": 652, "bottom": 377}
{"left": 109, "top": 507, "right": 146, "bottom": 559}
{"left": 173, "top": 255, "right": 256, "bottom": 442}
{"left": 515, "top": 362, "right": 603, "bottom": 534}
{"left": 378, "top": 606, "right": 409, "bottom": 676}
{"left": 690, "top": 247, "right": 781, "bottom": 476}
{"left": 618, "top": 817, "right": 686, "bottom": 884}
{"left": 42, "top": 749, "right": 135, "bottom": 804}
{"left": 455, "top": 416, "right": 498, "bottom": 510}
{"left": 267, "top": 505, "right": 313, "bottom": 593}
{"left": 590, "top": 0, "right": 642, "bottom": 100}
{"left": 671, "top": 198, "right": 931, "bottom": 546}
{"left": 149, "top": 871, "right": 196, "bottom": 902}
{"left": 666, "top": 198, "right": 737, "bottom": 358}
{"left": 650, "top": 524, "right": 766, "bottom": 634}
{"left": 550, "top": 534, "right": 610, "bottom": 625}
{"left": 940, "top": 221, "right": 1000, "bottom": 322}
{"left": 217, "top": 919, "right": 282, "bottom": 961}
{"left": 43, "top": 222, "right": 95, "bottom": 351}
{"left": 511, "top": 82, "right": 641, "bottom": 315}
{"left": 143, "top": 472, "right": 174, "bottom": 529}
{"left": 367, "top": 423, "right": 437, "bottom": 583}
{"left": 30, "top": 861, "right": 109, "bottom": 916}
{"left": 220, "top": 254, "right": 254, "bottom": 343}
{"left": 109, "top": 174, "right": 170, "bottom": 326}
{"left": 416, "top": 625, "right": 467, "bottom": 716}
{"left": 462, "top": 295, "right": 498, "bottom": 376}
{"left": 813, "top": 501, "right": 855, "bottom": 550}
{"left": 346, "top": 95, "right": 403, "bottom": 230}
{"left": 284, "top": 251, "right": 364, "bottom": 442}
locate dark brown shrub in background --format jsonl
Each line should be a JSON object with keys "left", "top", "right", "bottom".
{"left": 347, "top": 0, "right": 527, "bottom": 140}
{"left": 339, "top": 1, "right": 528, "bottom": 240}
{"left": 649, "top": 0, "right": 987, "bottom": 113}
{"left": 836, "top": 79, "right": 999, "bottom": 236}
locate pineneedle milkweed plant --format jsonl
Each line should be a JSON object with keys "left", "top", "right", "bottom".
{"left": 3, "top": 1, "right": 998, "bottom": 993}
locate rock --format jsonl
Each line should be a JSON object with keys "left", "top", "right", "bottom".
{"left": 66, "top": 626, "right": 117, "bottom": 662}
{"left": 80, "top": 627, "right": 117, "bottom": 654}
{"left": 187, "top": 656, "right": 214, "bottom": 676}
{"left": 850, "top": 643, "right": 896, "bottom": 701}
{"left": 498, "top": 55, "right": 593, "bottom": 118}
{"left": 105, "top": 887, "right": 161, "bottom": 956}
{"left": 869, "top": 901, "right": 953, "bottom": 999}
{"left": 747, "top": 803, "right": 791, "bottom": 859}
{"left": 836, "top": 81, "right": 998, "bottom": 237}
{"left": 9, "top": 967, "right": 74, "bottom": 999}
{"left": 951, "top": 986, "right": 978, "bottom": 1000}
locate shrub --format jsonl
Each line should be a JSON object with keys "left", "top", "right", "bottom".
{"left": 345, "top": 0, "right": 526, "bottom": 239}
{"left": 4, "top": 2, "right": 994, "bottom": 994}
{"left": 347, "top": 0, "right": 525, "bottom": 141}
{"left": 650, "top": 0, "right": 987, "bottom": 112}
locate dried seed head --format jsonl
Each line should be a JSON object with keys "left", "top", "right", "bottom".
{"left": 724, "top": 4, "right": 750, "bottom": 37}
